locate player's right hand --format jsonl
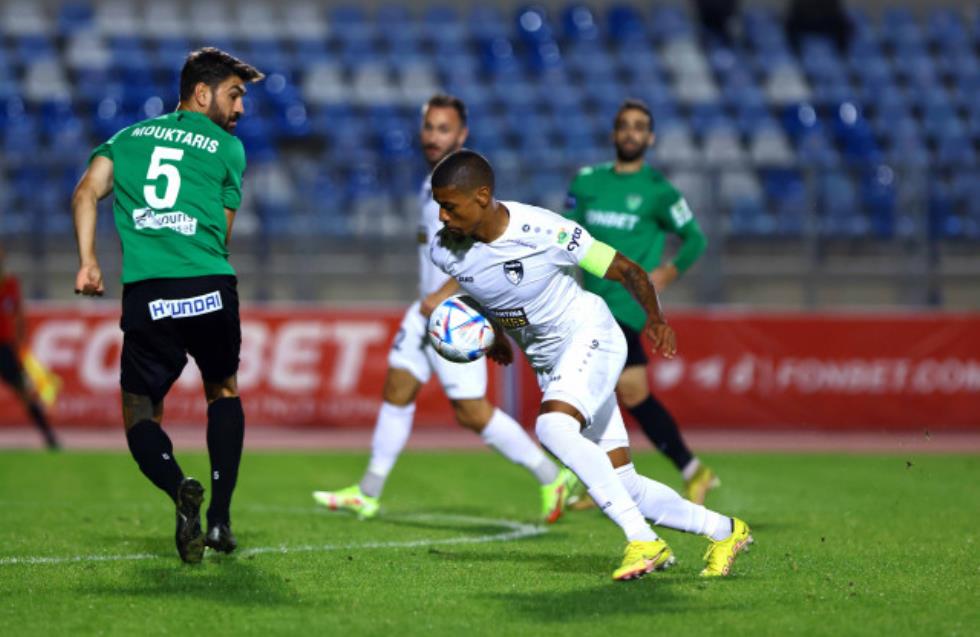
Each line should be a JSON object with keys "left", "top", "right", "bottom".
{"left": 75, "top": 263, "right": 104, "bottom": 296}
{"left": 644, "top": 321, "right": 676, "bottom": 359}
{"left": 486, "top": 335, "right": 514, "bottom": 366}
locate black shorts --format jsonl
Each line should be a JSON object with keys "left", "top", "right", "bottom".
{"left": 0, "top": 343, "right": 25, "bottom": 391}
{"left": 617, "top": 321, "right": 649, "bottom": 368}
{"left": 120, "top": 275, "right": 240, "bottom": 404}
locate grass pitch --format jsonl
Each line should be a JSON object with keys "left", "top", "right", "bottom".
{"left": 0, "top": 449, "right": 976, "bottom": 636}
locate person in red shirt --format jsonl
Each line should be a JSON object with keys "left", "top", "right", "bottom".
{"left": 0, "top": 247, "right": 59, "bottom": 449}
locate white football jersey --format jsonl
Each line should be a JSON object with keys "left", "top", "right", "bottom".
{"left": 429, "top": 200, "right": 613, "bottom": 369}
{"left": 417, "top": 176, "right": 452, "bottom": 299}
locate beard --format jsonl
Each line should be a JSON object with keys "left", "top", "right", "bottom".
{"left": 207, "top": 101, "right": 237, "bottom": 132}
{"left": 615, "top": 142, "right": 646, "bottom": 163}
{"left": 425, "top": 144, "right": 455, "bottom": 167}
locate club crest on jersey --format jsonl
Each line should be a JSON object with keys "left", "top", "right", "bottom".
{"left": 503, "top": 260, "right": 524, "bottom": 285}
{"left": 626, "top": 194, "right": 643, "bottom": 211}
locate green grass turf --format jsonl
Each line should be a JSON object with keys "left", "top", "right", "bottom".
{"left": 0, "top": 449, "right": 976, "bottom": 636}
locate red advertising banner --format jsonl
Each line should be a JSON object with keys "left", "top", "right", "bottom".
{"left": 515, "top": 312, "right": 980, "bottom": 430}
{"left": 0, "top": 305, "right": 493, "bottom": 428}
{"left": 3, "top": 307, "right": 979, "bottom": 430}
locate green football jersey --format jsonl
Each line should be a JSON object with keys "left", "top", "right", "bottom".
{"left": 90, "top": 110, "right": 246, "bottom": 284}
{"left": 565, "top": 163, "right": 706, "bottom": 331}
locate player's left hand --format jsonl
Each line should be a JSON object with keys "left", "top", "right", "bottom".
{"left": 75, "top": 263, "right": 104, "bottom": 296}
{"left": 644, "top": 320, "right": 676, "bottom": 359}
{"left": 649, "top": 264, "right": 678, "bottom": 292}
{"left": 486, "top": 333, "right": 514, "bottom": 366}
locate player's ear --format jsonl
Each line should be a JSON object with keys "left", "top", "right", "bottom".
{"left": 648, "top": 133, "right": 655, "bottom": 147}
{"left": 474, "top": 185, "right": 492, "bottom": 207}
{"left": 194, "top": 82, "right": 212, "bottom": 108}
{"left": 459, "top": 126, "right": 469, "bottom": 145}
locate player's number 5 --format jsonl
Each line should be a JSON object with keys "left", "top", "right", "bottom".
{"left": 144, "top": 146, "right": 184, "bottom": 209}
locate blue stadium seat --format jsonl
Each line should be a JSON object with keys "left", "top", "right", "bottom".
{"left": 57, "top": 2, "right": 94, "bottom": 35}
{"left": 926, "top": 9, "right": 968, "bottom": 48}
{"left": 689, "top": 102, "right": 729, "bottom": 137}
{"left": 861, "top": 166, "right": 897, "bottom": 238}
{"left": 468, "top": 6, "right": 509, "bottom": 40}
{"left": 797, "top": 131, "right": 840, "bottom": 169}
{"left": 515, "top": 6, "right": 555, "bottom": 44}
{"left": 561, "top": 5, "right": 600, "bottom": 41}
{"left": 649, "top": 6, "right": 693, "bottom": 42}
{"left": 14, "top": 35, "right": 57, "bottom": 63}
{"left": 935, "top": 134, "right": 977, "bottom": 169}
{"left": 4, "top": 112, "right": 39, "bottom": 155}
{"left": 607, "top": 5, "right": 647, "bottom": 43}
{"left": 755, "top": 168, "right": 806, "bottom": 236}
{"left": 819, "top": 171, "right": 867, "bottom": 236}
{"left": 831, "top": 102, "right": 880, "bottom": 164}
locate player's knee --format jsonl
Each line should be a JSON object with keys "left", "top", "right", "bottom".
{"left": 382, "top": 369, "right": 421, "bottom": 406}
{"left": 121, "top": 392, "right": 160, "bottom": 430}
{"left": 204, "top": 376, "right": 238, "bottom": 404}
{"left": 451, "top": 398, "right": 492, "bottom": 432}
{"left": 616, "top": 369, "right": 649, "bottom": 408}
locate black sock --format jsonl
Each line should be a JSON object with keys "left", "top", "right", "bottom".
{"left": 27, "top": 402, "right": 58, "bottom": 448}
{"left": 126, "top": 420, "right": 184, "bottom": 502}
{"left": 627, "top": 396, "right": 694, "bottom": 471}
{"left": 206, "top": 397, "right": 245, "bottom": 527}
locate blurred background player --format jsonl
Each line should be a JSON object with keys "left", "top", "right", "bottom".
{"left": 565, "top": 99, "right": 718, "bottom": 504}
{"left": 72, "top": 48, "right": 263, "bottom": 563}
{"left": 313, "top": 95, "right": 575, "bottom": 523}
{"left": 0, "top": 246, "right": 60, "bottom": 450}
{"left": 429, "top": 149, "right": 751, "bottom": 580}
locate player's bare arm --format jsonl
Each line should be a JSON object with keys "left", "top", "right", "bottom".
{"left": 604, "top": 251, "right": 676, "bottom": 358}
{"left": 420, "top": 277, "right": 460, "bottom": 318}
{"left": 71, "top": 155, "right": 114, "bottom": 296}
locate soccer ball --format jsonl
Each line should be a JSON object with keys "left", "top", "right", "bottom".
{"left": 427, "top": 296, "right": 495, "bottom": 363}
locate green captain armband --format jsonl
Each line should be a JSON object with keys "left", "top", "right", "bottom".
{"left": 580, "top": 241, "right": 617, "bottom": 277}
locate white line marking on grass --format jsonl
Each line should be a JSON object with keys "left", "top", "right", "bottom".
{"left": 0, "top": 513, "right": 547, "bottom": 566}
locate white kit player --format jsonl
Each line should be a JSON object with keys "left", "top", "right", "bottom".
{"left": 313, "top": 96, "right": 575, "bottom": 521}
{"left": 428, "top": 149, "right": 753, "bottom": 580}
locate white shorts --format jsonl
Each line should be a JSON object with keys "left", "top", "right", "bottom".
{"left": 387, "top": 301, "right": 487, "bottom": 400}
{"left": 537, "top": 313, "right": 630, "bottom": 452}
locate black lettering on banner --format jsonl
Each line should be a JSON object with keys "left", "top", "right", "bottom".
{"left": 489, "top": 307, "right": 529, "bottom": 328}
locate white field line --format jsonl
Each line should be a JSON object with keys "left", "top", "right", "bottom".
{"left": 0, "top": 512, "right": 547, "bottom": 567}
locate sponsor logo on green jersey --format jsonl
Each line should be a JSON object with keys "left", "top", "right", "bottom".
{"left": 132, "top": 208, "right": 198, "bottom": 236}
{"left": 585, "top": 210, "right": 641, "bottom": 231}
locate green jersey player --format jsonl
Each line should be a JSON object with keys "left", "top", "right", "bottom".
{"left": 72, "top": 48, "right": 263, "bottom": 563}
{"left": 565, "top": 99, "right": 718, "bottom": 504}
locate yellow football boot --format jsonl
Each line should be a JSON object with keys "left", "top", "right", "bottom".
{"left": 612, "top": 539, "right": 675, "bottom": 581}
{"left": 700, "top": 517, "right": 752, "bottom": 577}
{"left": 312, "top": 485, "right": 380, "bottom": 520}
{"left": 684, "top": 464, "right": 720, "bottom": 504}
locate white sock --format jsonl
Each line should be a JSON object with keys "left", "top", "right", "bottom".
{"left": 481, "top": 408, "right": 559, "bottom": 485}
{"left": 536, "top": 412, "right": 656, "bottom": 542}
{"left": 360, "top": 401, "right": 416, "bottom": 497}
{"left": 616, "top": 463, "right": 732, "bottom": 541}
{"left": 681, "top": 458, "right": 702, "bottom": 481}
